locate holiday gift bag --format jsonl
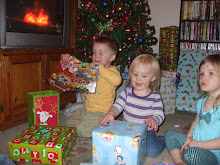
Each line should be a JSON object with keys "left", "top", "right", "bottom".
{"left": 27, "top": 90, "right": 60, "bottom": 127}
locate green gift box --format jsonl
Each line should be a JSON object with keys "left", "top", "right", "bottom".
{"left": 9, "top": 125, "right": 76, "bottom": 164}
{"left": 158, "top": 26, "right": 179, "bottom": 72}
{"left": 27, "top": 90, "right": 60, "bottom": 127}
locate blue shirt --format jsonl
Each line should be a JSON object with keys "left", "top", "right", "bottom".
{"left": 193, "top": 97, "right": 220, "bottom": 162}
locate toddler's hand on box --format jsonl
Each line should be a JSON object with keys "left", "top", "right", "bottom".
{"left": 89, "top": 62, "right": 99, "bottom": 69}
{"left": 99, "top": 112, "right": 115, "bottom": 126}
{"left": 143, "top": 117, "right": 158, "bottom": 132}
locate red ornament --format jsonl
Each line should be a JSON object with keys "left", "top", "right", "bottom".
{"left": 140, "top": 20, "right": 145, "bottom": 26}
{"left": 77, "top": 21, "right": 84, "bottom": 31}
{"left": 152, "top": 37, "right": 158, "bottom": 45}
{"left": 123, "top": 15, "right": 129, "bottom": 22}
{"left": 83, "top": 51, "right": 87, "bottom": 57}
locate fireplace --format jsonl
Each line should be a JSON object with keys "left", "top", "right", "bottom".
{"left": 0, "top": 0, "right": 72, "bottom": 48}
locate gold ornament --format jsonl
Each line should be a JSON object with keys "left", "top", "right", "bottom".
{"left": 95, "top": 19, "right": 113, "bottom": 34}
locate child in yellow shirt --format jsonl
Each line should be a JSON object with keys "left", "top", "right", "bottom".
{"left": 66, "top": 36, "right": 122, "bottom": 137}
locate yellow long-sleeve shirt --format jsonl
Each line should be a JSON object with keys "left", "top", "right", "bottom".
{"left": 85, "top": 64, "right": 122, "bottom": 113}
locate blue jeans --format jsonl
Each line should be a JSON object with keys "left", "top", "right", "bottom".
{"left": 146, "top": 130, "right": 166, "bottom": 157}
{"left": 0, "top": 154, "right": 15, "bottom": 165}
{"left": 165, "top": 130, "right": 219, "bottom": 165}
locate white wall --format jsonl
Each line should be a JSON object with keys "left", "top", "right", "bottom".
{"left": 148, "top": 0, "right": 181, "bottom": 54}
{"left": 77, "top": 0, "right": 181, "bottom": 54}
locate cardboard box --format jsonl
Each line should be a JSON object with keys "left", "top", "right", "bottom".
{"left": 9, "top": 125, "right": 76, "bottom": 165}
{"left": 27, "top": 90, "right": 60, "bottom": 127}
{"left": 92, "top": 120, "right": 147, "bottom": 165}
{"left": 50, "top": 55, "right": 99, "bottom": 94}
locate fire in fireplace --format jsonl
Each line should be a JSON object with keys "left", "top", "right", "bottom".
{"left": 24, "top": 9, "right": 49, "bottom": 26}
{"left": 7, "top": 0, "right": 64, "bottom": 34}
{"left": 0, "top": 0, "right": 72, "bottom": 48}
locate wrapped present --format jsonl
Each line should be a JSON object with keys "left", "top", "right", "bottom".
{"left": 92, "top": 120, "right": 147, "bottom": 165}
{"left": 160, "top": 70, "right": 177, "bottom": 114}
{"left": 176, "top": 49, "right": 220, "bottom": 112}
{"left": 8, "top": 125, "right": 76, "bottom": 165}
{"left": 159, "top": 26, "right": 179, "bottom": 71}
{"left": 27, "top": 90, "right": 60, "bottom": 127}
{"left": 159, "top": 27, "right": 168, "bottom": 70}
{"left": 50, "top": 54, "right": 99, "bottom": 94}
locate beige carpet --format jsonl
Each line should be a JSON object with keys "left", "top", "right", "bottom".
{"left": 0, "top": 111, "right": 196, "bottom": 165}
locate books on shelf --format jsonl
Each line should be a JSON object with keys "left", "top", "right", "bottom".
{"left": 181, "top": 1, "right": 219, "bottom": 20}
{"left": 180, "top": 0, "right": 220, "bottom": 50}
{"left": 180, "top": 21, "right": 220, "bottom": 41}
{"left": 180, "top": 42, "right": 220, "bottom": 50}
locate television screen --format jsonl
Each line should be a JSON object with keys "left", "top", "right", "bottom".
{"left": 7, "top": 0, "right": 64, "bottom": 35}
{"left": 0, "top": 0, "right": 71, "bottom": 49}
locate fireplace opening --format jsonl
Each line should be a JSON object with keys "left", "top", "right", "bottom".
{"left": 6, "top": 0, "right": 64, "bottom": 35}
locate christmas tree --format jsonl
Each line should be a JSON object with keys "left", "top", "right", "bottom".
{"left": 76, "top": 0, "right": 158, "bottom": 72}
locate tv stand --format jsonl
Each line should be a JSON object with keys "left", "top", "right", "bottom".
{"left": 0, "top": 48, "right": 76, "bottom": 131}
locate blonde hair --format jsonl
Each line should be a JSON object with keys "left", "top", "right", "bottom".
{"left": 197, "top": 54, "right": 220, "bottom": 108}
{"left": 126, "top": 54, "right": 161, "bottom": 91}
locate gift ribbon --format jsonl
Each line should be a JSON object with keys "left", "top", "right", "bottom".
{"left": 37, "top": 128, "right": 50, "bottom": 136}
{"left": 174, "top": 73, "right": 181, "bottom": 87}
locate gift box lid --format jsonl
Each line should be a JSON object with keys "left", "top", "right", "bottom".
{"left": 9, "top": 125, "right": 76, "bottom": 148}
{"left": 93, "top": 120, "right": 147, "bottom": 138}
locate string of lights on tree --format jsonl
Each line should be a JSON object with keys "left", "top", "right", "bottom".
{"left": 76, "top": 0, "right": 158, "bottom": 72}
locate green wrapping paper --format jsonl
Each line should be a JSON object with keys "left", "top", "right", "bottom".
{"left": 159, "top": 26, "right": 179, "bottom": 71}
{"left": 9, "top": 125, "right": 76, "bottom": 165}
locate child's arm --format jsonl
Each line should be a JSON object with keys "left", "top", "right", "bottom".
{"left": 99, "top": 106, "right": 120, "bottom": 125}
{"left": 97, "top": 65, "right": 122, "bottom": 87}
{"left": 99, "top": 89, "right": 127, "bottom": 126}
{"left": 186, "top": 114, "right": 199, "bottom": 138}
{"left": 146, "top": 93, "right": 164, "bottom": 126}
{"left": 195, "top": 138, "right": 220, "bottom": 150}
{"left": 181, "top": 114, "right": 199, "bottom": 152}
{"left": 185, "top": 114, "right": 220, "bottom": 150}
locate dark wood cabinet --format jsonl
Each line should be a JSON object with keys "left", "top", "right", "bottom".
{"left": 0, "top": 49, "right": 77, "bottom": 131}
{"left": 0, "top": 0, "right": 78, "bottom": 131}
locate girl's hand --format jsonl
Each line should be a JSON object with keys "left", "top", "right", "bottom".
{"left": 181, "top": 136, "right": 193, "bottom": 153}
{"left": 143, "top": 117, "right": 158, "bottom": 132}
{"left": 99, "top": 112, "right": 115, "bottom": 126}
{"left": 188, "top": 139, "right": 199, "bottom": 148}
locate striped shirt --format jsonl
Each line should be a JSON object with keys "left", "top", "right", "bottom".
{"left": 113, "top": 87, "right": 164, "bottom": 130}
